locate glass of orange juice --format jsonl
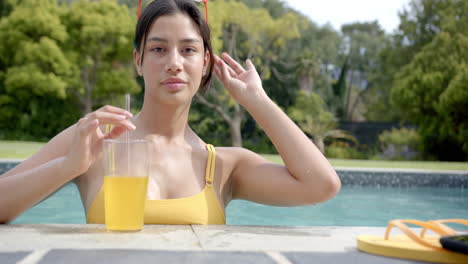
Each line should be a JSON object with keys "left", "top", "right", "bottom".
{"left": 103, "top": 139, "right": 149, "bottom": 231}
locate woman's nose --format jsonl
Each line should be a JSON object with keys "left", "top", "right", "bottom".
{"left": 165, "top": 49, "right": 183, "bottom": 73}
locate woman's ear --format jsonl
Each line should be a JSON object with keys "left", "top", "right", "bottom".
{"left": 203, "top": 51, "right": 211, "bottom": 76}
{"left": 133, "top": 49, "right": 143, "bottom": 76}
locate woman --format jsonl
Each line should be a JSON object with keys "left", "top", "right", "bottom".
{"left": 0, "top": 0, "right": 340, "bottom": 224}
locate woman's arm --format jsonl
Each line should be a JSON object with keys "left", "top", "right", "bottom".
{"left": 214, "top": 53, "right": 340, "bottom": 206}
{"left": 0, "top": 106, "right": 134, "bottom": 223}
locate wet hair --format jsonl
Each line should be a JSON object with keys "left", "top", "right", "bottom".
{"left": 134, "top": 0, "right": 213, "bottom": 93}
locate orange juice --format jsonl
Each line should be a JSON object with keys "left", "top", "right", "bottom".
{"left": 104, "top": 175, "right": 148, "bottom": 231}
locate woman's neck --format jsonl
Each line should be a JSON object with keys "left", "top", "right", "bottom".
{"left": 137, "top": 99, "right": 190, "bottom": 134}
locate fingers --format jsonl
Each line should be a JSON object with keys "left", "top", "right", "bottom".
{"left": 245, "top": 59, "right": 256, "bottom": 72}
{"left": 85, "top": 109, "right": 136, "bottom": 131}
{"left": 104, "top": 126, "right": 127, "bottom": 140}
{"left": 214, "top": 54, "right": 231, "bottom": 82}
{"left": 221, "top": 53, "right": 245, "bottom": 75}
{"left": 79, "top": 118, "right": 99, "bottom": 137}
{"left": 98, "top": 105, "right": 133, "bottom": 118}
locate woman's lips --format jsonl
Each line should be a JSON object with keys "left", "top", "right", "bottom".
{"left": 163, "top": 83, "right": 185, "bottom": 90}
{"left": 161, "top": 78, "right": 187, "bottom": 92}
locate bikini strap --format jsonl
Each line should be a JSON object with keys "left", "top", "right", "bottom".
{"left": 205, "top": 144, "right": 216, "bottom": 186}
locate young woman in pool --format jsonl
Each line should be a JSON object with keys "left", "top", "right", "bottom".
{"left": 0, "top": 0, "right": 340, "bottom": 224}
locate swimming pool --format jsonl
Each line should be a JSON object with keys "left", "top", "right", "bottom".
{"left": 11, "top": 183, "right": 468, "bottom": 226}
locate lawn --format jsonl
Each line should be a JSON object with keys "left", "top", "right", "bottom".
{"left": 258, "top": 155, "right": 468, "bottom": 171}
{"left": 1, "top": 141, "right": 467, "bottom": 171}
{"left": 0, "top": 141, "right": 46, "bottom": 159}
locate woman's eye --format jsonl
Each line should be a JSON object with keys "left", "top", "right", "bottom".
{"left": 183, "top": 48, "right": 196, "bottom": 53}
{"left": 151, "top": 47, "right": 164, "bottom": 52}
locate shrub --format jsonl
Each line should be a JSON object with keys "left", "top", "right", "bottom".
{"left": 325, "top": 141, "right": 366, "bottom": 159}
{"left": 377, "top": 127, "right": 421, "bottom": 160}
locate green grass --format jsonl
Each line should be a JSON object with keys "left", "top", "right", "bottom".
{"left": 1, "top": 141, "right": 467, "bottom": 171}
{"left": 260, "top": 154, "right": 468, "bottom": 171}
{"left": 0, "top": 141, "right": 45, "bottom": 159}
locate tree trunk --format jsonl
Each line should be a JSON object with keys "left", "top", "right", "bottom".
{"left": 229, "top": 113, "right": 242, "bottom": 147}
{"left": 313, "top": 135, "right": 325, "bottom": 154}
{"left": 344, "top": 68, "right": 354, "bottom": 121}
{"left": 299, "top": 75, "right": 313, "bottom": 95}
{"left": 83, "top": 69, "right": 93, "bottom": 114}
{"left": 85, "top": 94, "right": 92, "bottom": 114}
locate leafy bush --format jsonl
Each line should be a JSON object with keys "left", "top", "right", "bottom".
{"left": 377, "top": 127, "right": 421, "bottom": 160}
{"left": 325, "top": 141, "right": 366, "bottom": 159}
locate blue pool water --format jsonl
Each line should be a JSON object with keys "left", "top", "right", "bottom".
{"left": 11, "top": 184, "right": 468, "bottom": 226}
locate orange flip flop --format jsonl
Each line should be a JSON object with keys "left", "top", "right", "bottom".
{"left": 357, "top": 219, "right": 468, "bottom": 264}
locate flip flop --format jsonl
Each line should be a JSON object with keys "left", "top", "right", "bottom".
{"left": 357, "top": 219, "right": 468, "bottom": 264}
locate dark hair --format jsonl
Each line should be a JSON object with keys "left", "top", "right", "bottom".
{"left": 134, "top": 0, "right": 213, "bottom": 93}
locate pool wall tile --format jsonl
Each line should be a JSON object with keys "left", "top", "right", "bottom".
{"left": 336, "top": 168, "right": 468, "bottom": 187}
{"left": 1, "top": 160, "right": 467, "bottom": 187}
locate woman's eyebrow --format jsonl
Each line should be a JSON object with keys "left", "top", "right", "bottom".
{"left": 147, "top": 37, "right": 201, "bottom": 43}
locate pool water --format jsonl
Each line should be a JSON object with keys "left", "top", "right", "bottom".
{"left": 11, "top": 184, "right": 468, "bottom": 226}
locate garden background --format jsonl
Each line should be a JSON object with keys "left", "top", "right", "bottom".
{"left": 1, "top": 0, "right": 467, "bottom": 162}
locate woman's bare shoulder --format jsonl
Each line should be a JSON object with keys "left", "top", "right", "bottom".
{"left": 212, "top": 146, "right": 266, "bottom": 168}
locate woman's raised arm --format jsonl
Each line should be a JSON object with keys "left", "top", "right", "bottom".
{"left": 213, "top": 53, "right": 340, "bottom": 206}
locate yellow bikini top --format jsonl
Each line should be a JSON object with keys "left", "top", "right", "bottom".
{"left": 86, "top": 144, "right": 226, "bottom": 225}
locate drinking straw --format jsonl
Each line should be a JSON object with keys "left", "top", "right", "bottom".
{"left": 125, "top": 93, "right": 130, "bottom": 176}
{"left": 106, "top": 124, "right": 116, "bottom": 176}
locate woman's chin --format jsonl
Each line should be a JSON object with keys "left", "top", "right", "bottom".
{"left": 163, "top": 83, "right": 186, "bottom": 93}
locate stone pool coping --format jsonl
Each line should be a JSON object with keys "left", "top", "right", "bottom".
{"left": 0, "top": 224, "right": 432, "bottom": 264}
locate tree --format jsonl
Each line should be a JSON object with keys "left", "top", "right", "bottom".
{"left": 0, "top": 0, "right": 140, "bottom": 140}
{"left": 0, "top": 0, "right": 20, "bottom": 18}
{"left": 295, "top": 49, "right": 320, "bottom": 94}
{"left": 369, "top": 0, "right": 463, "bottom": 122}
{"left": 387, "top": 0, "right": 468, "bottom": 160}
{"left": 0, "top": 0, "right": 79, "bottom": 140}
{"left": 392, "top": 32, "right": 468, "bottom": 160}
{"left": 195, "top": 0, "right": 301, "bottom": 147}
{"left": 61, "top": 0, "right": 140, "bottom": 114}
{"left": 288, "top": 91, "right": 355, "bottom": 153}
{"left": 338, "top": 21, "right": 387, "bottom": 121}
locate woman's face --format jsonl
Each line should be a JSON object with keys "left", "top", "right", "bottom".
{"left": 134, "top": 13, "right": 209, "bottom": 105}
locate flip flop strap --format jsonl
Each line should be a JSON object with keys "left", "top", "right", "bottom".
{"left": 421, "top": 219, "right": 468, "bottom": 237}
{"left": 385, "top": 219, "right": 447, "bottom": 251}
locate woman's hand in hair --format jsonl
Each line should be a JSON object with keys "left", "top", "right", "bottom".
{"left": 213, "top": 53, "right": 267, "bottom": 107}
{"left": 63, "top": 105, "right": 135, "bottom": 178}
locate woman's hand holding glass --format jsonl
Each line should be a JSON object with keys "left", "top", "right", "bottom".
{"left": 63, "top": 105, "right": 135, "bottom": 178}
{"left": 213, "top": 53, "right": 267, "bottom": 107}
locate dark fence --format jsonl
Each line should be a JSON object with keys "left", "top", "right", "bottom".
{"left": 338, "top": 121, "right": 416, "bottom": 146}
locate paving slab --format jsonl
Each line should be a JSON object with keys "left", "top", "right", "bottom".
{"left": 0, "top": 251, "right": 32, "bottom": 264}
{"left": 0, "top": 224, "right": 200, "bottom": 251}
{"left": 192, "top": 225, "right": 387, "bottom": 252}
{"left": 37, "top": 250, "right": 276, "bottom": 264}
{"left": 0, "top": 224, "right": 433, "bottom": 264}
{"left": 283, "top": 251, "right": 432, "bottom": 264}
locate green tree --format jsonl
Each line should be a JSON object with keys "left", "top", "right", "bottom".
{"left": 370, "top": 0, "right": 465, "bottom": 122}
{"left": 0, "top": 0, "right": 79, "bottom": 140}
{"left": 385, "top": 0, "right": 468, "bottom": 160}
{"left": 338, "top": 21, "right": 387, "bottom": 121}
{"left": 392, "top": 32, "right": 468, "bottom": 160}
{"left": 61, "top": 0, "right": 140, "bottom": 114}
{"left": 0, "top": 0, "right": 21, "bottom": 18}
{"left": 0, "top": 0, "right": 140, "bottom": 140}
{"left": 195, "top": 0, "right": 301, "bottom": 147}
{"left": 266, "top": 15, "right": 341, "bottom": 110}
{"left": 288, "top": 91, "right": 355, "bottom": 153}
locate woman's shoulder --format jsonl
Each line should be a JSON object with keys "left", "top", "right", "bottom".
{"left": 212, "top": 146, "right": 262, "bottom": 164}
